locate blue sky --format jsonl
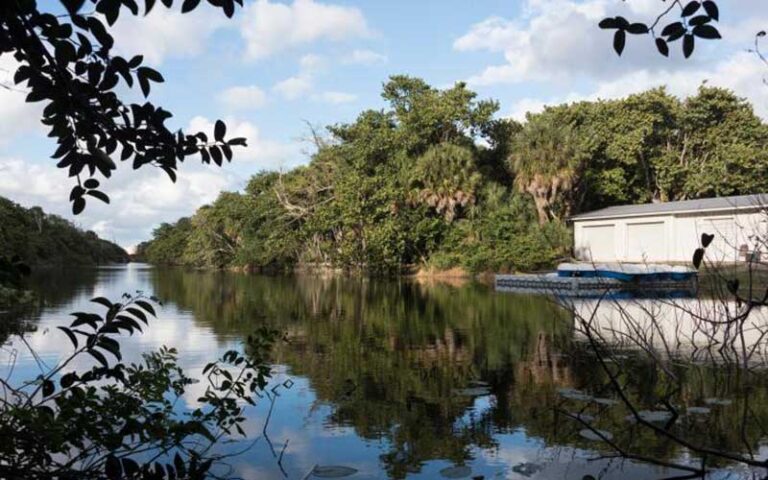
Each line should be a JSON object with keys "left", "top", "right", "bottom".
{"left": 1, "top": 0, "right": 766, "bottom": 249}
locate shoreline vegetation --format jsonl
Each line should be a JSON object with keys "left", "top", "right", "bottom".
{"left": 136, "top": 77, "right": 768, "bottom": 276}
{"left": 0, "top": 196, "right": 129, "bottom": 307}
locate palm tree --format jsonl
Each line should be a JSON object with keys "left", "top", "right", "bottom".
{"left": 509, "top": 109, "right": 582, "bottom": 225}
{"left": 410, "top": 143, "right": 482, "bottom": 222}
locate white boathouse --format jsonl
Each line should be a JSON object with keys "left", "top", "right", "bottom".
{"left": 569, "top": 194, "right": 768, "bottom": 263}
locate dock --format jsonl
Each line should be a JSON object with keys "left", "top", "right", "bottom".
{"left": 495, "top": 264, "right": 698, "bottom": 297}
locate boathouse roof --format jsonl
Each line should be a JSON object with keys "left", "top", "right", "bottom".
{"left": 570, "top": 194, "right": 768, "bottom": 222}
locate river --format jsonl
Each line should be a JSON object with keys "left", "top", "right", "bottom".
{"left": 2, "top": 264, "right": 767, "bottom": 479}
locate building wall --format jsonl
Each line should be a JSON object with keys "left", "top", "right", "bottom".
{"left": 573, "top": 209, "right": 767, "bottom": 263}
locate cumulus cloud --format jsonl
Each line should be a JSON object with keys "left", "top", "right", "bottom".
{"left": 312, "top": 91, "right": 357, "bottom": 104}
{"left": 273, "top": 75, "right": 314, "bottom": 100}
{"left": 218, "top": 85, "right": 268, "bottom": 111}
{"left": 240, "top": 0, "right": 371, "bottom": 60}
{"left": 269, "top": 54, "right": 329, "bottom": 101}
{"left": 187, "top": 116, "right": 299, "bottom": 167}
{"left": 342, "top": 49, "right": 387, "bottom": 65}
{"left": 111, "top": 6, "right": 227, "bottom": 65}
{"left": 0, "top": 155, "right": 236, "bottom": 249}
{"left": 0, "top": 117, "right": 300, "bottom": 248}
{"left": 507, "top": 52, "right": 768, "bottom": 120}
{"left": 454, "top": 0, "right": 712, "bottom": 86}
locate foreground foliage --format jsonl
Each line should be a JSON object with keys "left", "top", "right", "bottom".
{"left": 0, "top": 294, "right": 276, "bottom": 479}
{"left": 0, "top": 0, "right": 246, "bottom": 214}
{"left": 138, "top": 79, "right": 768, "bottom": 274}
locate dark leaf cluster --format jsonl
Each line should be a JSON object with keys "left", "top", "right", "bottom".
{"left": 0, "top": 293, "right": 279, "bottom": 479}
{"left": 0, "top": 0, "right": 247, "bottom": 214}
{"left": 599, "top": 1, "right": 720, "bottom": 58}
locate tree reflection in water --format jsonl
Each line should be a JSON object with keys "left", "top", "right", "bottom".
{"left": 142, "top": 268, "right": 768, "bottom": 478}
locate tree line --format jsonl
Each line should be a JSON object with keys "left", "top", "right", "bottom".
{"left": 0, "top": 195, "right": 128, "bottom": 267}
{"left": 137, "top": 76, "right": 768, "bottom": 274}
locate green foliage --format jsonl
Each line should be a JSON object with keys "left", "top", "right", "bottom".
{"left": 0, "top": 196, "right": 128, "bottom": 268}
{"left": 0, "top": 294, "right": 276, "bottom": 479}
{"left": 139, "top": 81, "right": 768, "bottom": 275}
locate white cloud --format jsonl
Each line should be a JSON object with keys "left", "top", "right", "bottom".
{"left": 0, "top": 55, "right": 44, "bottom": 145}
{"left": 342, "top": 49, "right": 387, "bottom": 65}
{"left": 299, "top": 53, "right": 327, "bottom": 72}
{"left": 454, "top": 0, "right": 706, "bottom": 86}
{"left": 218, "top": 85, "right": 268, "bottom": 111}
{"left": 312, "top": 91, "right": 357, "bottom": 104}
{"left": 273, "top": 75, "right": 313, "bottom": 100}
{"left": 0, "top": 155, "right": 236, "bottom": 249}
{"left": 0, "top": 117, "right": 300, "bottom": 248}
{"left": 507, "top": 52, "right": 768, "bottom": 120}
{"left": 111, "top": 7, "right": 226, "bottom": 65}
{"left": 240, "top": 0, "right": 371, "bottom": 60}
{"left": 187, "top": 116, "right": 299, "bottom": 167}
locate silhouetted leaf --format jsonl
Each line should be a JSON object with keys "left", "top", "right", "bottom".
{"left": 655, "top": 38, "right": 669, "bottom": 56}
{"left": 91, "top": 297, "right": 113, "bottom": 308}
{"left": 662, "top": 22, "right": 685, "bottom": 38}
{"left": 692, "top": 248, "right": 705, "bottom": 269}
{"left": 72, "top": 197, "right": 86, "bottom": 215}
{"left": 86, "top": 190, "right": 111, "bottom": 204}
{"left": 106, "top": 454, "right": 122, "bottom": 480}
{"left": 214, "top": 120, "right": 226, "bottom": 142}
{"left": 122, "top": 458, "right": 139, "bottom": 476}
{"left": 181, "top": 0, "right": 201, "bottom": 13}
{"left": 42, "top": 379, "right": 55, "bottom": 397}
{"left": 626, "top": 23, "right": 648, "bottom": 34}
{"left": 88, "top": 349, "right": 109, "bottom": 367}
{"left": 613, "top": 30, "right": 626, "bottom": 55}
{"left": 693, "top": 24, "right": 721, "bottom": 39}
{"left": 58, "top": 326, "right": 79, "bottom": 348}
{"left": 683, "top": 33, "right": 695, "bottom": 58}
{"left": 83, "top": 178, "right": 100, "bottom": 189}
{"left": 134, "top": 299, "right": 156, "bottom": 316}
{"left": 62, "top": 0, "right": 86, "bottom": 14}
{"left": 702, "top": 0, "right": 719, "bottom": 21}
{"left": 598, "top": 18, "right": 618, "bottom": 29}
{"left": 688, "top": 15, "right": 711, "bottom": 26}
{"left": 681, "top": 1, "right": 701, "bottom": 17}
{"left": 60, "top": 372, "right": 77, "bottom": 388}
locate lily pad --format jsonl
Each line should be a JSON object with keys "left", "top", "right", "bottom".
{"left": 312, "top": 466, "right": 358, "bottom": 478}
{"left": 512, "top": 462, "right": 543, "bottom": 477}
{"left": 686, "top": 406, "right": 711, "bottom": 415}
{"left": 579, "top": 428, "right": 613, "bottom": 441}
{"left": 625, "top": 410, "right": 673, "bottom": 423}
{"left": 468, "top": 380, "right": 490, "bottom": 387}
{"left": 557, "top": 388, "right": 593, "bottom": 402}
{"left": 592, "top": 397, "right": 619, "bottom": 406}
{"left": 453, "top": 387, "right": 491, "bottom": 397}
{"left": 439, "top": 465, "right": 472, "bottom": 478}
{"left": 704, "top": 398, "right": 732, "bottom": 406}
{"left": 569, "top": 412, "right": 595, "bottom": 422}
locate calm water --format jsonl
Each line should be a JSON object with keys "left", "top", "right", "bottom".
{"left": 2, "top": 264, "right": 766, "bottom": 479}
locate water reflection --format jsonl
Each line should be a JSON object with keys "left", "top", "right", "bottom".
{"left": 3, "top": 266, "right": 768, "bottom": 478}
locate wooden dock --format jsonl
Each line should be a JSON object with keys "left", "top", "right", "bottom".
{"left": 495, "top": 273, "right": 696, "bottom": 297}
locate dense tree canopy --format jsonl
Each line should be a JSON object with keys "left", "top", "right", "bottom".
{"left": 0, "top": 195, "right": 128, "bottom": 266}
{"left": 138, "top": 78, "right": 768, "bottom": 274}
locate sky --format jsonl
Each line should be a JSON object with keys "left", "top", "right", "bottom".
{"left": 1, "top": 0, "right": 767, "bottom": 251}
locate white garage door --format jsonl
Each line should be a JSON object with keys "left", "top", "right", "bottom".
{"left": 580, "top": 224, "right": 616, "bottom": 262}
{"left": 626, "top": 222, "right": 666, "bottom": 262}
{"left": 697, "top": 217, "right": 737, "bottom": 262}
